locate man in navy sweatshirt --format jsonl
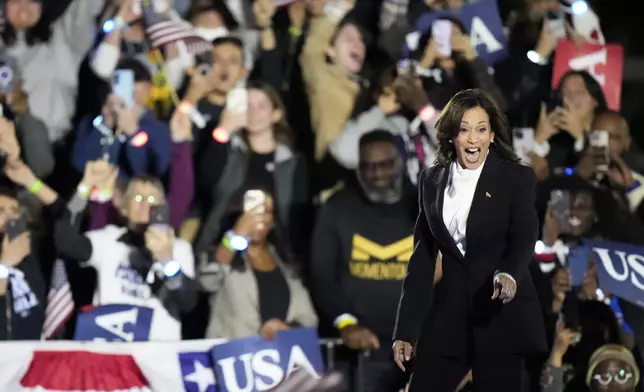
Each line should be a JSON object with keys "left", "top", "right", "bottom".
{"left": 72, "top": 57, "right": 171, "bottom": 179}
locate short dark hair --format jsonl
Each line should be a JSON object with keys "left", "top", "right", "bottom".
{"left": 212, "top": 35, "right": 244, "bottom": 51}
{"left": 115, "top": 57, "right": 152, "bottom": 83}
{"left": 359, "top": 130, "right": 399, "bottom": 151}
{"left": 434, "top": 89, "right": 519, "bottom": 166}
{"left": 0, "top": 186, "right": 19, "bottom": 202}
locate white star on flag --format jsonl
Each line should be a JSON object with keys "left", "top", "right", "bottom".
{"left": 183, "top": 360, "right": 215, "bottom": 392}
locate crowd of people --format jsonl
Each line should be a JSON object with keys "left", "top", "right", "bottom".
{"left": 0, "top": 0, "right": 642, "bottom": 391}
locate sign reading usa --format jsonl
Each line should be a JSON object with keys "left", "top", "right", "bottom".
{"left": 211, "top": 328, "right": 324, "bottom": 392}
{"left": 552, "top": 40, "right": 624, "bottom": 110}
{"left": 74, "top": 304, "right": 153, "bottom": 342}
{"left": 403, "top": 0, "right": 507, "bottom": 65}
{"left": 585, "top": 239, "right": 644, "bottom": 308}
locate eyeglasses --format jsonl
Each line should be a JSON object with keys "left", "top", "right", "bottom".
{"left": 592, "top": 369, "right": 634, "bottom": 386}
{"left": 133, "top": 195, "right": 158, "bottom": 205}
{"left": 359, "top": 157, "right": 397, "bottom": 172}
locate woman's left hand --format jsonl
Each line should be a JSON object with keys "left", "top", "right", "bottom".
{"left": 491, "top": 273, "right": 517, "bottom": 304}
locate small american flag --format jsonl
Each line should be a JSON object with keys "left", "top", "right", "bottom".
{"left": 141, "top": 0, "right": 211, "bottom": 55}
{"left": 42, "top": 259, "right": 74, "bottom": 339}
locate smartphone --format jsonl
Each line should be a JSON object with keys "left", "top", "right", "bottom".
{"left": 243, "top": 190, "right": 266, "bottom": 214}
{"left": 132, "top": 0, "right": 169, "bottom": 15}
{"left": 273, "top": 0, "right": 298, "bottom": 7}
{"left": 589, "top": 130, "right": 610, "bottom": 172}
{"left": 149, "top": 204, "right": 170, "bottom": 228}
{"left": 323, "top": 0, "right": 345, "bottom": 19}
{"left": 0, "top": 64, "right": 14, "bottom": 96}
{"left": 432, "top": 20, "right": 452, "bottom": 58}
{"left": 547, "top": 90, "right": 564, "bottom": 113}
{"left": 549, "top": 189, "right": 572, "bottom": 234}
{"left": 112, "top": 69, "right": 135, "bottom": 109}
{"left": 6, "top": 217, "right": 27, "bottom": 241}
{"left": 396, "top": 59, "right": 418, "bottom": 77}
{"left": 546, "top": 10, "right": 566, "bottom": 40}
{"left": 226, "top": 87, "right": 248, "bottom": 114}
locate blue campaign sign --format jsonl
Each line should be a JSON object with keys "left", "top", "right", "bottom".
{"left": 585, "top": 239, "right": 644, "bottom": 308}
{"left": 74, "top": 304, "right": 153, "bottom": 342}
{"left": 404, "top": 0, "right": 507, "bottom": 65}
{"left": 211, "top": 328, "right": 325, "bottom": 392}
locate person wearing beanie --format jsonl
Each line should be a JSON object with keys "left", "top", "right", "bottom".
{"left": 586, "top": 344, "right": 640, "bottom": 392}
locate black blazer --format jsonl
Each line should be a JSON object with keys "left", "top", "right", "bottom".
{"left": 394, "top": 149, "right": 547, "bottom": 360}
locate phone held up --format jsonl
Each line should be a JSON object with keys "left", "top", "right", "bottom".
{"left": 432, "top": 19, "right": 452, "bottom": 57}
{"left": 589, "top": 130, "right": 610, "bottom": 172}
{"left": 112, "top": 69, "right": 135, "bottom": 109}
{"left": 6, "top": 217, "right": 27, "bottom": 242}
{"left": 244, "top": 190, "right": 266, "bottom": 214}
{"left": 149, "top": 204, "right": 171, "bottom": 230}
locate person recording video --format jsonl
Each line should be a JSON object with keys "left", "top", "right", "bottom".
{"left": 73, "top": 57, "right": 172, "bottom": 179}
{"left": 0, "top": 55, "right": 53, "bottom": 182}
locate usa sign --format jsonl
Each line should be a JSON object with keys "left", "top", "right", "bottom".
{"left": 585, "top": 239, "right": 644, "bottom": 308}
{"left": 552, "top": 39, "right": 624, "bottom": 110}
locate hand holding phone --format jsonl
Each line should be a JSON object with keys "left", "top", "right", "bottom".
{"left": 6, "top": 217, "right": 27, "bottom": 241}
{"left": 244, "top": 190, "right": 266, "bottom": 214}
{"left": 546, "top": 10, "right": 567, "bottom": 40}
{"left": 149, "top": 204, "right": 171, "bottom": 229}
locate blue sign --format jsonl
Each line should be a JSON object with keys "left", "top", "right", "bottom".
{"left": 74, "top": 304, "right": 153, "bottom": 342}
{"left": 211, "top": 328, "right": 324, "bottom": 392}
{"left": 179, "top": 352, "right": 217, "bottom": 392}
{"left": 404, "top": 0, "right": 508, "bottom": 65}
{"left": 585, "top": 239, "right": 644, "bottom": 308}
{"left": 568, "top": 245, "right": 590, "bottom": 286}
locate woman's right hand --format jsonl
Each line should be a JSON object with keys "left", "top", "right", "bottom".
{"left": 535, "top": 103, "right": 559, "bottom": 143}
{"left": 393, "top": 340, "right": 413, "bottom": 371}
{"left": 233, "top": 209, "right": 264, "bottom": 237}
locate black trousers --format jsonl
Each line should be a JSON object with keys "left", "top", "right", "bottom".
{"left": 408, "top": 353, "right": 526, "bottom": 392}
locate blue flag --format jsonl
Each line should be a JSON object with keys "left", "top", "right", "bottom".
{"left": 585, "top": 239, "right": 644, "bottom": 308}
{"left": 211, "top": 328, "right": 325, "bottom": 392}
{"left": 404, "top": 0, "right": 507, "bottom": 65}
{"left": 74, "top": 304, "right": 153, "bottom": 342}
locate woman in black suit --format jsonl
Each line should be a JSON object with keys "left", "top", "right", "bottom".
{"left": 392, "top": 89, "right": 547, "bottom": 391}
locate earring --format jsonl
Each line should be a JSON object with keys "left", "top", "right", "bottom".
{"left": 491, "top": 139, "right": 495, "bottom": 143}
{"left": 449, "top": 140, "right": 453, "bottom": 144}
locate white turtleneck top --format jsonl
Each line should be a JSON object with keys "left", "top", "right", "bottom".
{"left": 442, "top": 160, "right": 485, "bottom": 255}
